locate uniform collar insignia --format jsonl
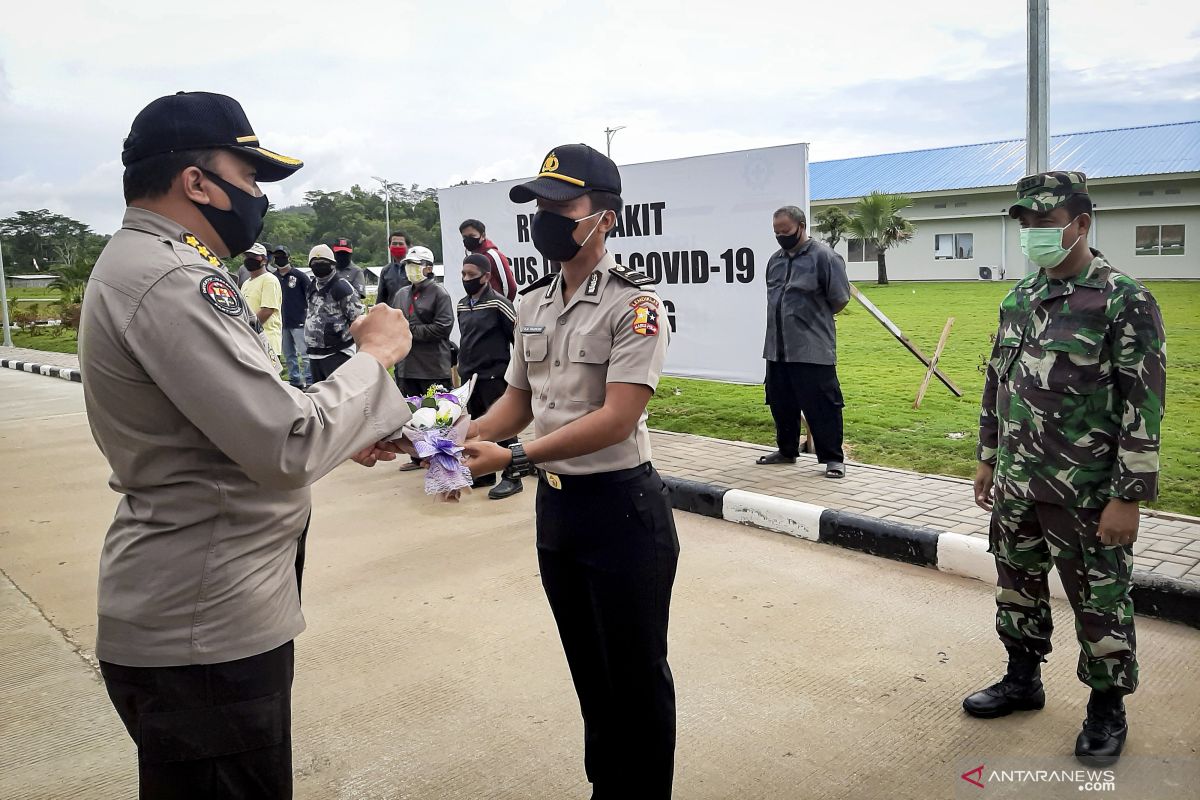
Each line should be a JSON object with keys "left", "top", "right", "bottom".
{"left": 584, "top": 270, "right": 602, "bottom": 296}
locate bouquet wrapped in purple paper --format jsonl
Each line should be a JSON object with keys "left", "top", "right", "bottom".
{"left": 394, "top": 378, "right": 476, "bottom": 499}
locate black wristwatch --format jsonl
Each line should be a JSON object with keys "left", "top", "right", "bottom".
{"left": 509, "top": 443, "right": 532, "bottom": 473}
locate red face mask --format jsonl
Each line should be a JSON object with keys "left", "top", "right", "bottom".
{"left": 390, "top": 245, "right": 408, "bottom": 261}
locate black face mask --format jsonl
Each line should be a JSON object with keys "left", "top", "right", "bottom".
{"left": 462, "top": 235, "right": 482, "bottom": 251}
{"left": 243, "top": 257, "right": 263, "bottom": 270}
{"left": 334, "top": 251, "right": 352, "bottom": 269}
{"left": 462, "top": 276, "right": 484, "bottom": 296}
{"left": 195, "top": 169, "right": 268, "bottom": 256}
{"left": 311, "top": 261, "right": 334, "bottom": 278}
{"left": 776, "top": 226, "right": 803, "bottom": 251}
{"left": 273, "top": 254, "right": 289, "bottom": 267}
{"left": 531, "top": 210, "right": 604, "bottom": 263}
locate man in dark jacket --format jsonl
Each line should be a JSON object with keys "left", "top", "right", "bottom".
{"left": 272, "top": 245, "right": 312, "bottom": 388}
{"left": 331, "top": 237, "right": 367, "bottom": 297}
{"left": 758, "top": 205, "right": 851, "bottom": 478}
{"left": 390, "top": 245, "right": 453, "bottom": 396}
{"left": 304, "top": 244, "right": 365, "bottom": 382}
{"left": 457, "top": 253, "right": 522, "bottom": 497}
{"left": 377, "top": 230, "right": 411, "bottom": 308}
{"left": 459, "top": 218, "right": 517, "bottom": 301}
{"left": 390, "top": 245, "right": 453, "bottom": 471}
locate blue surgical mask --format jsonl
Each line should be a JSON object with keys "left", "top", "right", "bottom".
{"left": 1020, "top": 217, "right": 1082, "bottom": 269}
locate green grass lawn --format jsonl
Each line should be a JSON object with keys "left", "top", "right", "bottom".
{"left": 649, "top": 281, "right": 1200, "bottom": 517}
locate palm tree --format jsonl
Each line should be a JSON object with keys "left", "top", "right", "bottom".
{"left": 814, "top": 206, "right": 851, "bottom": 250}
{"left": 846, "top": 192, "right": 916, "bottom": 285}
{"left": 48, "top": 259, "right": 93, "bottom": 305}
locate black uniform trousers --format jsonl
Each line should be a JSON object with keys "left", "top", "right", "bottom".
{"left": 100, "top": 642, "right": 295, "bottom": 799}
{"left": 765, "top": 360, "right": 845, "bottom": 464}
{"left": 308, "top": 351, "right": 352, "bottom": 383}
{"left": 466, "top": 376, "right": 517, "bottom": 479}
{"left": 536, "top": 464, "right": 679, "bottom": 799}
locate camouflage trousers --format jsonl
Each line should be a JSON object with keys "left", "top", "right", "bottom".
{"left": 988, "top": 494, "right": 1138, "bottom": 694}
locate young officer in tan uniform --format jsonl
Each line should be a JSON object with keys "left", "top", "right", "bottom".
{"left": 464, "top": 144, "right": 679, "bottom": 799}
{"left": 79, "top": 91, "right": 414, "bottom": 798}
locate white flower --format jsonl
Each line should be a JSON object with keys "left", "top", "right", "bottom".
{"left": 436, "top": 399, "right": 462, "bottom": 422}
{"left": 410, "top": 407, "right": 439, "bottom": 430}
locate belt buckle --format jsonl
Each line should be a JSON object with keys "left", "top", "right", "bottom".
{"left": 544, "top": 470, "right": 563, "bottom": 490}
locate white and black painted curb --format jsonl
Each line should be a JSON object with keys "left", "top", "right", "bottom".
{"left": 663, "top": 476, "right": 1200, "bottom": 631}
{"left": 0, "top": 358, "right": 81, "bottom": 383}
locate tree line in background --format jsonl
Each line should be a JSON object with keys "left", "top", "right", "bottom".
{"left": 264, "top": 183, "right": 442, "bottom": 266}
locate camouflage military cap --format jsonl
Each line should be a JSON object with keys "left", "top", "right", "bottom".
{"left": 1008, "top": 171, "right": 1089, "bottom": 217}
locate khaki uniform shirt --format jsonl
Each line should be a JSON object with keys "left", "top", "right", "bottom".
{"left": 79, "top": 207, "right": 411, "bottom": 667}
{"left": 505, "top": 252, "right": 669, "bottom": 475}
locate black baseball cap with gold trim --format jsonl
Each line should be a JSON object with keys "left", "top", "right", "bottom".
{"left": 510, "top": 143, "right": 621, "bottom": 204}
{"left": 121, "top": 91, "right": 303, "bottom": 182}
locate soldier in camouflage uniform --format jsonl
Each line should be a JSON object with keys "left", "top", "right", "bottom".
{"left": 304, "top": 243, "right": 365, "bottom": 382}
{"left": 965, "top": 171, "right": 1166, "bottom": 767}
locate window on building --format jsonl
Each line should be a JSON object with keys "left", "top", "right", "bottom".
{"left": 847, "top": 238, "right": 879, "bottom": 263}
{"left": 933, "top": 202, "right": 947, "bottom": 209}
{"left": 1138, "top": 189, "right": 1155, "bottom": 196}
{"left": 1136, "top": 224, "right": 1186, "bottom": 256}
{"left": 1166, "top": 188, "right": 1182, "bottom": 195}
{"left": 954, "top": 201, "right": 968, "bottom": 208}
{"left": 934, "top": 232, "right": 974, "bottom": 260}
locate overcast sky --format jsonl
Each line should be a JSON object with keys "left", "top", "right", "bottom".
{"left": 2, "top": 0, "right": 1197, "bottom": 234}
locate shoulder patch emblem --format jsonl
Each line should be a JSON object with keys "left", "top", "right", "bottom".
{"left": 200, "top": 275, "right": 244, "bottom": 317}
{"left": 609, "top": 265, "right": 655, "bottom": 287}
{"left": 632, "top": 305, "right": 659, "bottom": 336}
{"left": 629, "top": 294, "right": 659, "bottom": 309}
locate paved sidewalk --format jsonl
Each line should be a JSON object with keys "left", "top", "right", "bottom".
{"left": 5, "top": 344, "right": 1198, "bottom": 585}
{"left": 0, "top": 345, "right": 80, "bottom": 369}
{"left": 650, "top": 430, "right": 1200, "bottom": 585}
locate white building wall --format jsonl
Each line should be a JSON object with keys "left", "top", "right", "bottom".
{"left": 817, "top": 175, "right": 1199, "bottom": 281}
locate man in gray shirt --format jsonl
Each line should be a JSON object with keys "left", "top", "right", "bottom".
{"left": 757, "top": 205, "right": 851, "bottom": 477}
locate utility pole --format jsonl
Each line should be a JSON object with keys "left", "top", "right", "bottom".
{"left": 1025, "top": 0, "right": 1049, "bottom": 273}
{"left": 372, "top": 176, "right": 396, "bottom": 263}
{"left": 604, "top": 125, "right": 626, "bottom": 158}
{"left": 0, "top": 237, "right": 12, "bottom": 347}
{"left": 1026, "top": 0, "right": 1049, "bottom": 176}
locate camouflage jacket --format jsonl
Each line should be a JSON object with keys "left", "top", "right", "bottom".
{"left": 304, "top": 276, "right": 363, "bottom": 355}
{"left": 978, "top": 251, "right": 1166, "bottom": 508}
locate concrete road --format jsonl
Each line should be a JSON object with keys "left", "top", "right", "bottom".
{"left": 1, "top": 369, "right": 1198, "bottom": 799}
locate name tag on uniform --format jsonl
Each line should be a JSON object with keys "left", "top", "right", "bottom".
{"left": 522, "top": 325, "right": 546, "bottom": 334}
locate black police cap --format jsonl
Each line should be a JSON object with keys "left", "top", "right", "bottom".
{"left": 121, "top": 91, "right": 303, "bottom": 182}
{"left": 510, "top": 144, "right": 622, "bottom": 204}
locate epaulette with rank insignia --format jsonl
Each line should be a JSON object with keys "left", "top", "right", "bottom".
{"left": 180, "top": 232, "right": 224, "bottom": 268}
{"left": 608, "top": 264, "right": 655, "bottom": 287}
{"left": 519, "top": 273, "right": 557, "bottom": 296}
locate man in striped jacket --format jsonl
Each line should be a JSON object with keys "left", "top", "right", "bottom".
{"left": 460, "top": 218, "right": 517, "bottom": 301}
{"left": 457, "top": 253, "right": 524, "bottom": 498}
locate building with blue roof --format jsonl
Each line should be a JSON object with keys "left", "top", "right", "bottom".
{"left": 810, "top": 121, "right": 1198, "bottom": 280}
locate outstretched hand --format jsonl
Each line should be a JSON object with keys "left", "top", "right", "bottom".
{"left": 462, "top": 440, "right": 512, "bottom": 477}
{"left": 351, "top": 439, "right": 417, "bottom": 467}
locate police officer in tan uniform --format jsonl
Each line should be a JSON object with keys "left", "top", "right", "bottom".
{"left": 79, "top": 91, "right": 414, "bottom": 798}
{"left": 464, "top": 144, "right": 679, "bottom": 799}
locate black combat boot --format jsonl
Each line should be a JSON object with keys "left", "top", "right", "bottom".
{"left": 487, "top": 467, "right": 524, "bottom": 500}
{"left": 1075, "top": 690, "right": 1128, "bottom": 766}
{"left": 963, "top": 653, "right": 1045, "bottom": 718}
